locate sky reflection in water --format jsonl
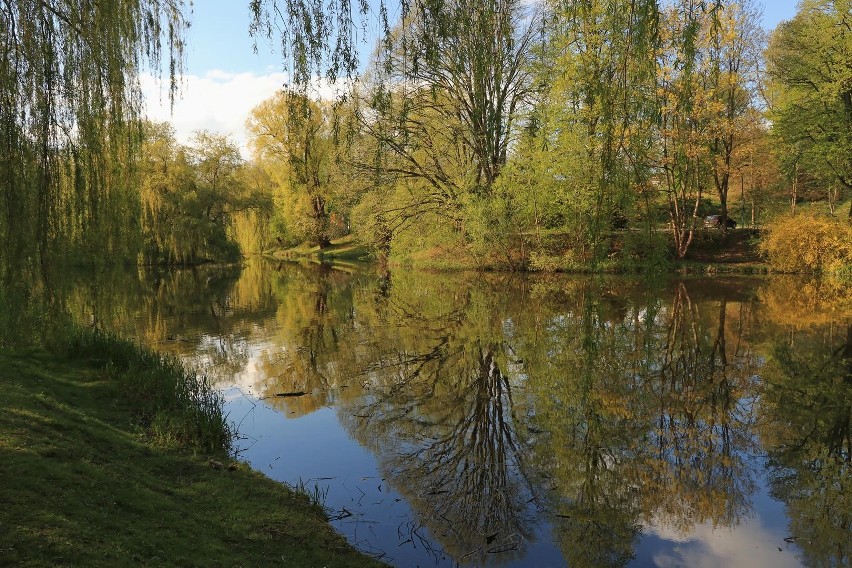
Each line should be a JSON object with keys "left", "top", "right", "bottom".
{"left": 74, "top": 261, "right": 850, "bottom": 567}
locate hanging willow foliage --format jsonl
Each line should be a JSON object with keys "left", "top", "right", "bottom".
{"left": 0, "top": 0, "right": 188, "bottom": 277}
{"left": 249, "top": 0, "right": 388, "bottom": 85}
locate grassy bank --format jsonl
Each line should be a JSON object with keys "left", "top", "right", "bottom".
{"left": 0, "top": 331, "right": 384, "bottom": 567}
{"left": 270, "top": 235, "right": 372, "bottom": 264}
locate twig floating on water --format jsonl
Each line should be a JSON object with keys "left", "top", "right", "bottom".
{"left": 329, "top": 508, "right": 353, "bottom": 520}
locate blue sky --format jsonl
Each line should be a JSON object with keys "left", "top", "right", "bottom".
{"left": 143, "top": 0, "right": 801, "bottom": 155}
{"left": 185, "top": 0, "right": 800, "bottom": 75}
{"left": 184, "top": 1, "right": 394, "bottom": 75}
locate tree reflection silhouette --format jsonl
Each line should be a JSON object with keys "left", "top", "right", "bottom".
{"left": 520, "top": 280, "right": 760, "bottom": 567}
{"left": 761, "top": 322, "right": 851, "bottom": 566}
{"left": 71, "top": 262, "right": 852, "bottom": 567}
{"left": 332, "top": 275, "right": 764, "bottom": 566}
{"left": 340, "top": 275, "right": 538, "bottom": 564}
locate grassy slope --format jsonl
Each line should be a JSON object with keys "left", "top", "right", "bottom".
{"left": 271, "top": 235, "right": 371, "bottom": 264}
{"left": 0, "top": 350, "right": 385, "bottom": 568}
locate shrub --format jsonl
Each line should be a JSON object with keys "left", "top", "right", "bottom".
{"left": 55, "top": 327, "right": 231, "bottom": 453}
{"left": 760, "top": 213, "right": 852, "bottom": 274}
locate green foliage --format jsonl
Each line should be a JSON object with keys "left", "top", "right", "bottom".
{"left": 343, "top": 0, "right": 537, "bottom": 262}
{"left": 760, "top": 324, "right": 852, "bottom": 566}
{"left": 247, "top": 91, "right": 345, "bottom": 248}
{"left": 0, "top": 0, "right": 188, "bottom": 276}
{"left": 759, "top": 212, "right": 852, "bottom": 274}
{"left": 5, "top": 0, "right": 847, "bottom": 277}
{"left": 462, "top": 190, "right": 528, "bottom": 270}
{"left": 617, "top": 229, "right": 672, "bottom": 273}
{"left": 528, "top": 0, "right": 659, "bottom": 263}
{"left": 386, "top": 206, "right": 471, "bottom": 268}
{"left": 137, "top": 124, "right": 270, "bottom": 264}
{"left": 249, "top": 0, "right": 380, "bottom": 85}
{"left": 767, "top": 0, "right": 852, "bottom": 202}
{"left": 496, "top": 121, "right": 601, "bottom": 262}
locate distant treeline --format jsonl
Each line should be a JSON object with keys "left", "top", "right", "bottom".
{"left": 2, "top": 0, "right": 850, "bottom": 277}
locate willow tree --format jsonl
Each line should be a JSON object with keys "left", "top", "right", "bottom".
{"left": 374, "top": 0, "right": 535, "bottom": 196}
{"left": 0, "top": 0, "right": 188, "bottom": 278}
{"left": 342, "top": 0, "right": 538, "bottom": 262}
{"left": 247, "top": 91, "right": 340, "bottom": 248}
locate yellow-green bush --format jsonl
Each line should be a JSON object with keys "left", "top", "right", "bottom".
{"left": 760, "top": 213, "right": 852, "bottom": 274}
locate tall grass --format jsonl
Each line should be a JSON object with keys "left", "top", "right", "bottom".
{"left": 54, "top": 327, "right": 231, "bottom": 454}
{"left": 289, "top": 478, "right": 330, "bottom": 508}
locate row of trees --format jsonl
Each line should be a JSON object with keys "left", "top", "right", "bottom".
{"left": 241, "top": 0, "right": 850, "bottom": 270}
{"left": 1, "top": 0, "right": 849, "bottom": 275}
{"left": 137, "top": 124, "right": 271, "bottom": 264}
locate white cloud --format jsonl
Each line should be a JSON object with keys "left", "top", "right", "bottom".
{"left": 141, "top": 71, "right": 351, "bottom": 158}
{"left": 644, "top": 517, "right": 801, "bottom": 568}
{"left": 141, "top": 70, "right": 287, "bottom": 157}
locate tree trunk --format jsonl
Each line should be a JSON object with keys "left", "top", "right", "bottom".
{"left": 791, "top": 163, "right": 798, "bottom": 213}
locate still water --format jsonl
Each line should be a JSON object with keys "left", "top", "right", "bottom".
{"left": 70, "top": 261, "right": 850, "bottom": 567}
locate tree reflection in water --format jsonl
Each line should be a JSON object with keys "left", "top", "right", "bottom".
{"left": 514, "top": 279, "right": 762, "bottom": 567}
{"left": 346, "top": 342, "right": 536, "bottom": 563}
{"left": 761, "top": 321, "right": 851, "bottom": 566}
{"left": 316, "top": 273, "right": 766, "bottom": 566}
{"left": 58, "top": 262, "right": 851, "bottom": 566}
{"left": 335, "top": 274, "right": 538, "bottom": 564}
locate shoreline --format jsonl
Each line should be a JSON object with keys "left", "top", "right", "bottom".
{"left": 0, "top": 338, "right": 386, "bottom": 567}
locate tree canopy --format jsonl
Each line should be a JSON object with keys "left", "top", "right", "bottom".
{"left": 2, "top": 0, "right": 849, "bottom": 275}
{"left": 766, "top": 0, "right": 852, "bottom": 217}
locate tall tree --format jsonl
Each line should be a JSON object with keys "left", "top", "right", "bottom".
{"left": 703, "top": 0, "right": 764, "bottom": 229}
{"left": 653, "top": 0, "right": 714, "bottom": 259}
{"left": 247, "top": 91, "right": 339, "bottom": 248}
{"left": 137, "top": 122, "right": 197, "bottom": 264}
{"left": 650, "top": 0, "right": 762, "bottom": 257}
{"left": 189, "top": 131, "right": 246, "bottom": 233}
{"left": 137, "top": 125, "right": 264, "bottom": 263}
{"left": 522, "top": 0, "right": 661, "bottom": 264}
{"left": 357, "top": 0, "right": 537, "bottom": 230}
{"left": 766, "top": 0, "right": 852, "bottom": 217}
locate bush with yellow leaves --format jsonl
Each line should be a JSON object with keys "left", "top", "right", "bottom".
{"left": 760, "top": 213, "right": 852, "bottom": 274}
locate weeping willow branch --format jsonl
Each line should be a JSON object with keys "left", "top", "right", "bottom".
{"left": 0, "top": 0, "right": 188, "bottom": 277}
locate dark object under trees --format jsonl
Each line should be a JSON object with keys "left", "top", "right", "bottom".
{"left": 704, "top": 215, "right": 737, "bottom": 229}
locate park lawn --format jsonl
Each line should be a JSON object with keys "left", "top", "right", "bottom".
{"left": 0, "top": 349, "right": 385, "bottom": 568}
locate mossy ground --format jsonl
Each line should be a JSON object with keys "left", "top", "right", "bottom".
{"left": 0, "top": 349, "right": 385, "bottom": 567}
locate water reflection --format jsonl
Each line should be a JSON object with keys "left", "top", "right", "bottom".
{"left": 62, "top": 262, "right": 851, "bottom": 567}
{"left": 760, "top": 322, "right": 851, "bottom": 566}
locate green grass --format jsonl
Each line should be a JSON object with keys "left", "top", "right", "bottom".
{"left": 272, "top": 235, "right": 372, "bottom": 263}
{"left": 0, "top": 342, "right": 386, "bottom": 567}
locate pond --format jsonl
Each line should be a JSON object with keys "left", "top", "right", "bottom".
{"left": 68, "top": 260, "right": 850, "bottom": 567}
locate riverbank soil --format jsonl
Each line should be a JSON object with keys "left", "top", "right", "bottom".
{"left": 0, "top": 350, "right": 385, "bottom": 567}
{"left": 683, "top": 228, "right": 763, "bottom": 265}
